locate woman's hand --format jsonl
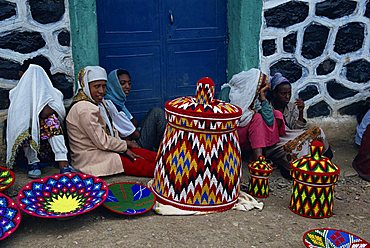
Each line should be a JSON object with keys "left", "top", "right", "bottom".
{"left": 295, "top": 98, "right": 305, "bottom": 122}
{"left": 124, "top": 149, "right": 143, "bottom": 161}
{"left": 295, "top": 98, "right": 305, "bottom": 111}
{"left": 258, "top": 83, "right": 271, "bottom": 101}
{"left": 126, "top": 140, "right": 140, "bottom": 149}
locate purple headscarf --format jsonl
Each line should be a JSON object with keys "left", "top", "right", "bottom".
{"left": 270, "top": 73, "right": 290, "bottom": 91}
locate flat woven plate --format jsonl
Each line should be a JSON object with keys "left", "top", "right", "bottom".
{"left": 0, "top": 193, "right": 21, "bottom": 241}
{"left": 303, "top": 228, "right": 370, "bottom": 247}
{"left": 0, "top": 166, "right": 15, "bottom": 192}
{"left": 17, "top": 173, "right": 108, "bottom": 218}
{"left": 103, "top": 182, "right": 156, "bottom": 215}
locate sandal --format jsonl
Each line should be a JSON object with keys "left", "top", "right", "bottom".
{"left": 28, "top": 163, "right": 42, "bottom": 179}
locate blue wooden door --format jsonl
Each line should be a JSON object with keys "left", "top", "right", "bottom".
{"left": 97, "top": 0, "right": 227, "bottom": 120}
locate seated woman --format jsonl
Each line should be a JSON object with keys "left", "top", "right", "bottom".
{"left": 352, "top": 108, "right": 370, "bottom": 181}
{"left": 220, "top": 69, "right": 284, "bottom": 161}
{"left": 267, "top": 73, "right": 333, "bottom": 177}
{"left": 105, "top": 69, "right": 166, "bottom": 151}
{"left": 6, "top": 64, "right": 73, "bottom": 178}
{"left": 66, "top": 66, "right": 156, "bottom": 177}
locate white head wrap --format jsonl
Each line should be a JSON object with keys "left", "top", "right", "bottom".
{"left": 78, "top": 65, "right": 107, "bottom": 102}
{"left": 6, "top": 64, "right": 65, "bottom": 167}
{"left": 227, "top": 69, "right": 263, "bottom": 127}
{"left": 77, "top": 66, "right": 115, "bottom": 136}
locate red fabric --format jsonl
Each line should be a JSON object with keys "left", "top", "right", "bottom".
{"left": 273, "top": 110, "right": 286, "bottom": 136}
{"left": 237, "top": 110, "right": 282, "bottom": 151}
{"left": 119, "top": 148, "right": 157, "bottom": 177}
{"left": 353, "top": 125, "right": 370, "bottom": 181}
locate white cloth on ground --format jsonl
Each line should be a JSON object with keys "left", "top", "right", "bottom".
{"left": 148, "top": 180, "right": 263, "bottom": 215}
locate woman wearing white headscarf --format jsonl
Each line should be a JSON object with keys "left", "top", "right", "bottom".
{"left": 6, "top": 64, "right": 72, "bottom": 178}
{"left": 221, "top": 68, "right": 285, "bottom": 161}
{"left": 66, "top": 66, "right": 156, "bottom": 177}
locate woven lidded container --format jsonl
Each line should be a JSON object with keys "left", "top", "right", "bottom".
{"left": 289, "top": 140, "right": 340, "bottom": 218}
{"left": 152, "top": 77, "right": 242, "bottom": 211}
{"left": 247, "top": 156, "right": 273, "bottom": 198}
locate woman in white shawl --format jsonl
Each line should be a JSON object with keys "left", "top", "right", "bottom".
{"left": 221, "top": 69, "right": 284, "bottom": 161}
{"left": 66, "top": 66, "right": 157, "bottom": 177}
{"left": 6, "top": 64, "right": 73, "bottom": 178}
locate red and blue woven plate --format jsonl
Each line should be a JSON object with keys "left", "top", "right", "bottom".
{"left": 0, "top": 193, "right": 21, "bottom": 240}
{"left": 17, "top": 173, "right": 108, "bottom": 218}
{"left": 303, "top": 228, "right": 369, "bottom": 247}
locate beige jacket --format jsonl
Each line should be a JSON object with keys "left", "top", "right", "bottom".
{"left": 66, "top": 101, "right": 126, "bottom": 176}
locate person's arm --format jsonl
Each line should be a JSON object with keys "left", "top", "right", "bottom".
{"left": 77, "top": 104, "right": 127, "bottom": 152}
{"left": 258, "top": 82, "right": 274, "bottom": 126}
{"left": 290, "top": 100, "right": 307, "bottom": 129}
{"left": 39, "top": 104, "right": 55, "bottom": 119}
{"left": 258, "top": 100, "right": 274, "bottom": 126}
{"left": 295, "top": 98, "right": 306, "bottom": 124}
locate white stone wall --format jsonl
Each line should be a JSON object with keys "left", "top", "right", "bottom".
{"left": 0, "top": 0, "right": 74, "bottom": 89}
{"left": 260, "top": 0, "right": 370, "bottom": 118}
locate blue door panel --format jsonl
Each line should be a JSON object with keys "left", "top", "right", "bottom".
{"left": 99, "top": 45, "right": 162, "bottom": 120}
{"left": 166, "top": 0, "right": 226, "bottom": 39}
{"left": 97, "top": 0, "right": 160, "bottom": 44}
{"left": 166, "top": 41, "right": 226, "bottom": 100}
{"left": 97, "top": 0, "right": 227, "bottom": 122}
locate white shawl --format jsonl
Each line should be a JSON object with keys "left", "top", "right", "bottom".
{"left": 226, "top": 69, "right": 261, "bottom": 127}
{"left": 6, "top": 64, "right": 65, "bottom": 167}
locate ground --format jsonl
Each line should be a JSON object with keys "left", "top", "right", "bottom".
{"left": 1, "top": 139, "right": 369, "bottom": 248}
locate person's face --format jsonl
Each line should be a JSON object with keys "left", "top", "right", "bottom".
{"left": 89, "top": 80, "right": 106, "bottom": 103}
{"left": 275, "top": 84, "right": 291, "bottom": 105}
{"left": 118, "top": 74, "right": 131, "bottom": 96}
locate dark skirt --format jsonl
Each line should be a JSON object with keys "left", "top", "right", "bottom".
{"left": 352, "top": 125, "right": 370, "bottom": 181}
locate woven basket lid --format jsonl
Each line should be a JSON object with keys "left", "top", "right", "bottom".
{"left": 248, "top": 155, "right": 273, "bottom": 172}
{"left": 290, "top": 140, "right": 340, "bottom": 175}
{"left": 165, "top": 77, "right": 242, "bottom": 122}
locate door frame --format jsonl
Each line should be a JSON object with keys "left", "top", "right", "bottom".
{"left": 68, "top": 0, "right": 262, "bottom": 83}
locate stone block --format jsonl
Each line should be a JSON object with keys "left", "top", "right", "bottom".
{"left": 0, "top": 0, "right": 16, "bottom": 21}
{"left": 366, "top": 1, "right": 370, "bottom": 18}
{"left": 307, "top": 101, "right": 331, "bottom": 118}
{"left": 0, "top": 57, "right": 20, "bottom": 80}
{"left": 264, "top": 1, "right": 308, "bottom": 28}
{"left": 0, "top": 31, "right": 46, "bottom": 54}
{"left": 316, "top": 59, "right": 336, "bottom": 75}
{"left": 298, "top": 85, "right": 319, "bottom": 101}
{"left": 334, "top": 22, "right": 364, "bottom": 55}
{"left": 51, "top": 73, "right": 73, "bottom": 99}
{"left": 29, "top": 0, "right": 65, "bottom": 24}
{"left": 270, "top": 59, "right": 303, "bottom": 84}
{"left": 327, "top": 80, "right": 358, "bottom": 100}
{"left": 315, "top": 0, "right": 357, "bottom": 19}
{"left": 302, "top": 23, "right": 329, "bottom": 59}
{"left": 0, "top": 88, "right": 10, "bottom": 110}
{"left": 262, "top": 39, "right": 276, "bottom": 56}
{"left": 345, "top": 59, "right": 370, "bottom": 83}
{"left": 283, "top": 32, "right": 297, "bottom": 53}
{"left": 58, "top": 30, "right": 70, "bottom": 47}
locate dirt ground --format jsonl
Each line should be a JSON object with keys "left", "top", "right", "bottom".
{"left": 1, "top": 139, "right": 369, "bottom": 248}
